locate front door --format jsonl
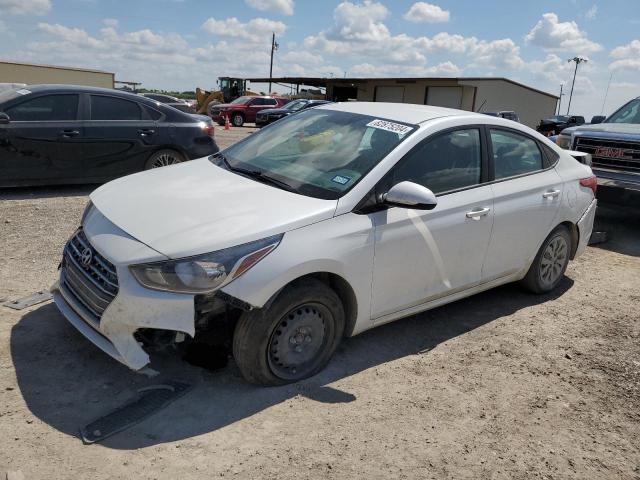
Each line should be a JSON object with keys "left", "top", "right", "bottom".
{"left": 0, "top": 93, "right": 83, "bottom": 184}
{"left": 369, "top": 128, "right": 494, "bottom": 319}
{"left": 483, "top": 128, "right": 563, "bottom": 280}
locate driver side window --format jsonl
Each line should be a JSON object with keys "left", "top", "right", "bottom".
{"left": 386, "top": 129, "right": 482, "bottom": 195}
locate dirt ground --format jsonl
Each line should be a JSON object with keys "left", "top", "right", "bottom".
{"left": 1, "top": 128, "right": 639, "bottom": 479}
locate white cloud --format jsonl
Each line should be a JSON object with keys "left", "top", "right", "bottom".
{"left": 525, "top": 12, "right": 602, "bottom": 54}
{"left": 610, "top": 39, "right": 640, "bottom": 71}
{"left": 585, "top": 5, "right": 597, "bottom": 19}
{"left": 403, "top": 2, "right": 450, "bottom": 23}
{"left": 0, "top": 0, "right": 51, "bottom": 15}
{"left": 201, "top": 17, "right": 286, "bottom": 43}
{"left": 303, "top": 1, "right": 523, "bottom": 75}
{"left": 245, "top": 0, "right": 294, "bottom": 16}
{"left": 350, "top": 60, "right": 461, "bottom": 77}
{"left": 328, "top": 0, "right": 390, "bottom": 42}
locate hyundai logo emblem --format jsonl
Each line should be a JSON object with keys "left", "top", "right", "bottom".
{"left": 81, "top": 247, "right": 93, "bottom": 267}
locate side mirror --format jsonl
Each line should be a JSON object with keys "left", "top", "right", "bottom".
{"left": 382, "top": 181, "right": 437, "bottom": 210}
{"left": 0, "top": 112, "right": 9, "bottom": 125}
{"left": 590, "top": 115, "right": 605, "bottom": 124}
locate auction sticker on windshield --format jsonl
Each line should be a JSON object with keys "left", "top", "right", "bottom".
{"left": 367, "top": 119, "right": 413, "bottom": 136}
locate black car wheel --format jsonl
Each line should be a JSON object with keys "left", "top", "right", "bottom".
{"left": 231, "top": 113, "right": 245, "bottom": 127}
{"left": 144, "top": 149, "right": 185, "bottom": 169}
{"left": 521, "top": 225, "right": 571, "bottom": 294}
{"left": 232, "top": 278, "right": 345, "bottom": 386}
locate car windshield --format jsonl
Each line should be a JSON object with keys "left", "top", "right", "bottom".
{"left": 216, "top": 109, "right": 417, "bottom": 200}
{"left": 231, "top": 96, "right": 252, "bottom": 105}
{"left": 606, "top": 99, "right": 640, "bottom": 124}
{"left": 283, "top": 100, "right": 307, "bottom": 111}
{"left": 548, "top": 115, "right": 569, "bottom": 122}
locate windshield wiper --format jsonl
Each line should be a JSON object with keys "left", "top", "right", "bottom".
{"left": 216, "top": 153, "right": 297, "bottom": 193}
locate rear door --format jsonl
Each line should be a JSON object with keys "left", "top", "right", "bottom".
{"left": 82, "top": 94, "right": 160, "bottom": 179}
{"left": 483, "top": 128, "right": 563, "bottom": 280}
{"left": 0, "top": 93, "right": 83, "bottom": 184}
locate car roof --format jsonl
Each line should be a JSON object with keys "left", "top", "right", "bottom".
{"left": 317, "top": 101, "right": 484, "bottom": 125}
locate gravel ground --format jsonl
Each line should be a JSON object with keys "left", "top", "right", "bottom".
{"left": 0, "top": 129, "right": 639, "bottom": 479}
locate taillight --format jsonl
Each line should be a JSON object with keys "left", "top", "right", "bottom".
{"left": 579, "top": 175, "right": 597, "bottom": 195}
{"left": 200, "top": 123, "right": 214, "bottom": 137}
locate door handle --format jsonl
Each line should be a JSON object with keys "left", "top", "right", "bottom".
{"left": 138, "top": 129, "right": 156, "bottom": 137}
{"left": 60, "top": 130, "right": 80, "bottom": 138}
{"left": 542, "top": 189, "right": 561, "bottom": 199}
{"left": 466, "top": 207, "right": 491, "bottom": 220}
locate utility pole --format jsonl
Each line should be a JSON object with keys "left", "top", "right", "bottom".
{"left": 566, "top": 56, "right": 587, "bottom": 115}
{"left": 268, "top": 33, "right": 278, "bottom": 94}
{"left": 556, "top": 83, "right": 564, "bottom": 115}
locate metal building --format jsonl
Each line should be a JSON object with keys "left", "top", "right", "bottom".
{"left": 0, "top": 60, "right": 114, "bottom": 89}
{"left": 247, "top": 76, "right": 558, "bottom": 128}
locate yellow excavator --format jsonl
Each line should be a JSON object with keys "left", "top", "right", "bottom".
{"left": 196, "top": 77, "right": 259, "bottom": 114}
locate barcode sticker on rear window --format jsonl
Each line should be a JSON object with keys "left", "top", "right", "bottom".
{"left": 367, "top": 119, "right": 413, "bottom": 136}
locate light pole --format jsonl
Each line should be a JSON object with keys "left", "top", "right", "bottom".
{"left": 268, "top": 33, "right": 279, "bottom": 94}
{"left": 566, "top": 56, "right": 587, "bottom": 115}
{"left": 556, "top": 83, "right": 565, "bottom": 115}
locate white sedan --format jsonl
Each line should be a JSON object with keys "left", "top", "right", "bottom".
{"left": 51, "top": 102, "right": 597, "bottom": 385}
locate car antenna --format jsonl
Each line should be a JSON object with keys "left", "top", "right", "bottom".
{"left": 475, "top": 99, "right": 487, "bottom": 113}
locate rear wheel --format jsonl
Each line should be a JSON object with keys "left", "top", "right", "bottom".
{"left": 232, "top": 278, "right": 345, "bottom": 386}
{"left": 231, "top": 112, "right": 245, "bottom": 127}
{"left": 144, "top": 149, "right": 185, "bottom": 169}
{"left": 521, "top": 225, "right": 571, "bottom": 294}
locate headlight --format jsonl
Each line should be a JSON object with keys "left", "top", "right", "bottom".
{"left": 556, "top": 135, "right": 572, "bottom": 150}
{"left": 81, "top": 201, "right": 94, "bottom": 226}
{"left": 129, "top": 234, "right": 282, "bottom": 294}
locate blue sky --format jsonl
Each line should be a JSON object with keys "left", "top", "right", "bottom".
{"left": 0, "top": 0, "right": 639, "bottom": 117}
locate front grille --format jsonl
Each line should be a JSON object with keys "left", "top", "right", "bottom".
{"left": 574, "top": 137, "right": 640, "bottom": 173}
{"left": 61, "top": 230, "right": 119, "bottom": 321}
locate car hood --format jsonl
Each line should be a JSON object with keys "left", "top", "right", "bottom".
{"left": 90, "top": 158, "right": 338, "bottom": 259}
{"left": 258, "top": 107, "right": 291, "bottom": 115}
{"left": 564, "top": 122, "right": 640, "bottom": 137}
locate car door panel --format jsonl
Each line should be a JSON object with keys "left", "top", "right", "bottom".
{"left": 82, "top": 94, "right": 159, "bottom": 178}
{"left": 370, "top": 186, "right": 494, "bottom": 319}
{"left": 0, "top": 93, "right": 83, "bottom": 184}
{"left": 368, "top": 127, "right": 493, "bottom": 319}
{"left": 482, "top": 129, "right": 563, "bottom": 280}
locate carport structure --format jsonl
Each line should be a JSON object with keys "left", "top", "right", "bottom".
{"left": 246, "top": 76, "right": 559, "bottom": 128}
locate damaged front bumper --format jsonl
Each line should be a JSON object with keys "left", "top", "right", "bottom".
{"left": 51, "top": 208, "right": 198, "bottom": 371}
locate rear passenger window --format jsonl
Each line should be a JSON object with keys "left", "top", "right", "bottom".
{"left": 91, "top": 96, "right": 141, "bottom": 120}
{"left": 389, "top": 129, "right": 482, "bottom": 194}
{"left": 490, "top": 130, "right": 543, "bottom": 179}
{"left": 143, "top": 105, "right": 162, "bottom": 120}
{"left": 6, "top": 94, "right": 78, "bottom": 121}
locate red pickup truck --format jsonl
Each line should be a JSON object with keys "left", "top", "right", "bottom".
{"left": 210, "top": 96, "right": 290, "bottom": 127}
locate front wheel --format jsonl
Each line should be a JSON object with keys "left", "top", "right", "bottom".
{"left": 521, "top": 225, "right": 571, "bottom": 294}
{"left": 232, "top": 278, "right": 345, "bottom": 386}
{"left": 231, "top": 112, "right": 245, "bottom": 127}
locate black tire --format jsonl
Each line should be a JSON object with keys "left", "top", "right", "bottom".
{"left": 521, "top": 225, "right": 571, "bottom": 294}
{"left": 231, "top": 112, "right": 244, "bottom": 127}
{"left": 233, "top": 278, "right": 345, "bottom": 386}
{"left": 144, "top": 149, "right": 185, "bottom": 170}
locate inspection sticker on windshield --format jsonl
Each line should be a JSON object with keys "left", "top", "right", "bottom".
{"left": 367, "top": 119, "right": 413, "bottom": 136}
{"left": 16, "top": 89, "right": 31, "bottom": 96}
{"left": 331, "top": 175, "right": 351, "bottom": 185}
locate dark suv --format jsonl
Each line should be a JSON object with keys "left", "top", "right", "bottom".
{"left": 0, "top": 85, "right": 218, "bottom": 187}
{"left": 210, "top": 96, "right": 289, "bottom": 127}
